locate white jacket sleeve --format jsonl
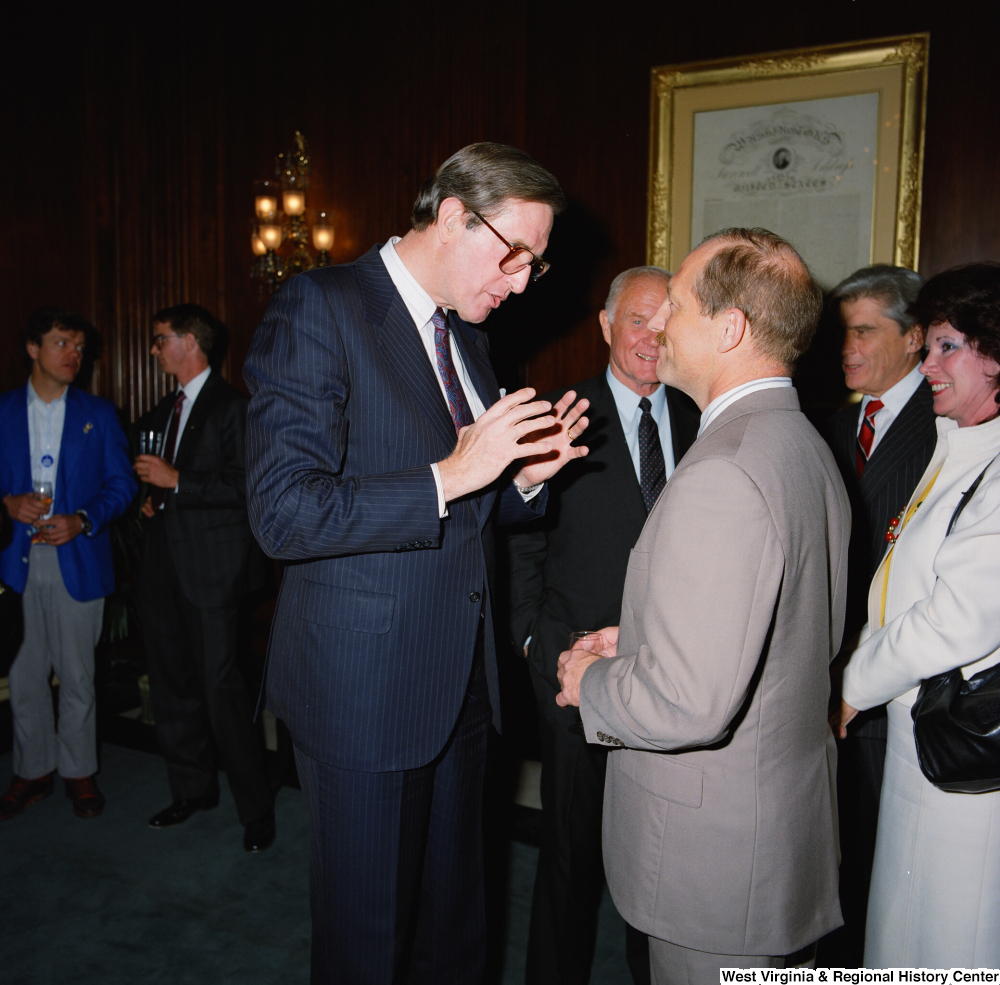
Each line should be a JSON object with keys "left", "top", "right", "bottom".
{"left": 842, "top": 473, "right": 1000, "bottom": 710}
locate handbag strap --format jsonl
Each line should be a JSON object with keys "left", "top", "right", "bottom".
{"left": 946, "top": 453, "right": 1000, "bottom": 535}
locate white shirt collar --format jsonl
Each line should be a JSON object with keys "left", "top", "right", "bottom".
{"left": 380, "top": 236, "right": 438, "bottom": 330}
{"left": 605, "top": 366, "right": 664, "bottom": 419}
{"left": 861, "top": 361, "right": 924, "bottom": 417}
{"left": 180, "top": 365, "right": 211, "bottom": 403}
{"left": 27, "top": 379, "right": 68, "bottom": 409}
{"left": 698, "top": 377, "right": 793, "bottom": 436}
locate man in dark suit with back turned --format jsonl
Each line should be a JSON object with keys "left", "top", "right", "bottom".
{"left": 821, "top": 265, "right": 936, "bottom": 966}
{"left": 134, "top": 304, "right": 274, "bottom": 853}
{"left": 508, "top": 266, "right": 698, "bottom": 985}
{"left": 243, "top": 143, "right": 590, "bottom": 985}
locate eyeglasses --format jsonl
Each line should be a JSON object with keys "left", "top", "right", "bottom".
{"left": 151, "top": 334, "right": 182, "bottom": 349}
{"left": 472, "top": 211, "right": 550, "bottom": 281}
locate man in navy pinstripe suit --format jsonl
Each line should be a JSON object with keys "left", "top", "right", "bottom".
{"left": 244, "top": 144, "right": 589, "bottom": 984}
{"left": 821, "top": 264, "right": 936, "bottom": 967}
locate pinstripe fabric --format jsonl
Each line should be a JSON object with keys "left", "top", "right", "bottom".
{"left": 826, "top": 380, "right": 938, "bottom": 648}
{"left": 244, "top": 245, "right": 546, "bottom": 982}
{"left": 294, "top": 643, "right": 491, "bottom": 985}
{"left": 243, "top": 244, "right": 543, "bottom": 773}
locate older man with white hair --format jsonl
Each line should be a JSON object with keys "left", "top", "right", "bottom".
{"left": 509, "top": 265, "right": 699, "bottom": 985}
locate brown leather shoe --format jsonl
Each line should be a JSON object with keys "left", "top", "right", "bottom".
{"left": 63, "top": 775, "right": 105, "bottom": 819}
{"left": 0, "top": 773, "right": 55, "bottom": 821}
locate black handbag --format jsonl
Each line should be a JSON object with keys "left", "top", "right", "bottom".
{"left": 911, "top": 456, "right": 1000, "bottom": 793}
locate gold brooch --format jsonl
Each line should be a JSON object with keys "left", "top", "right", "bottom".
{"left": 83, "top": 422, "right": 93, "bottom": 433}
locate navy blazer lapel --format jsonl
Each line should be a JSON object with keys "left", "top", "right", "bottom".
{"left": 57, "top": 387, "right": 90, "bottom": 494}
{"left": 357, "top": 247, "right": 459, "bottom": 453}
{"left": 173, "top": 372, "right": 218, "bottom": 467}
{"left": 449, "top": 313, "right": 499, "bottom": 409}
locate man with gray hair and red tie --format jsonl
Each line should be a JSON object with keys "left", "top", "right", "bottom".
{"left": 820, "top": 264, "right": 937, "bottom": 966}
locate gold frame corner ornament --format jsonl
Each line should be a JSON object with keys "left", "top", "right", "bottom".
{"left": 647, "top": 34, "right": 929, "bottom": 277}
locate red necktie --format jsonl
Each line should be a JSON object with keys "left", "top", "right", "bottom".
{"left": 856, "top": 398, "right": 884, "bottom": 476}
{"left": 150, "top": 391, "right": 186, "bottom": 509}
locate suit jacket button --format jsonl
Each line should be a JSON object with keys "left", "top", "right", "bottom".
{"left": 469, "top": 591, "right": 481, "bottom": 603}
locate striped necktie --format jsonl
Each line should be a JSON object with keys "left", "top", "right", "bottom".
{"left": 856, "top": 398, "right": 884, "bottom": 476}
{"left": 432, "top": 308, "right": 474, "bottom": 435}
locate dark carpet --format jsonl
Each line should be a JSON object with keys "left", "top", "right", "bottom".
{"left": 0, "top": 745, "right": 632, "bottom": 985}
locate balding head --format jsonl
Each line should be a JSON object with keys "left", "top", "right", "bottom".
{"left": 695, "top": 227, "right": 822, "bottom": 372}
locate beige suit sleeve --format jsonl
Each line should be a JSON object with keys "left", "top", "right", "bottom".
{"left": 580, "top": 457, "right": 785, "bottom": 751}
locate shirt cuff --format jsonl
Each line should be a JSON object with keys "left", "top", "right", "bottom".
{"left": 430, "top": 463, "right": 448, "bottom": 518}
{"left": 516, "top": 481, "right": 544, "bottom": 502}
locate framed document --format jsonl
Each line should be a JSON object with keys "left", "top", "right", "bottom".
{"left": 648, "top": 35, "right": 929, "bottom": 289}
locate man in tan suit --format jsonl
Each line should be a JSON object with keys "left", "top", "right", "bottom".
{"left": 557, "top": 227, "right": 850, "bottom": 983}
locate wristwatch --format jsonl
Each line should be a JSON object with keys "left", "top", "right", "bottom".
{"left": 75, "top": 510, "right": 93, "bottom": 536}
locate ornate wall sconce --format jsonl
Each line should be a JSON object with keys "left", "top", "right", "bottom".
{"left": 251, "top": 132, "right": 333, "bottom": 296}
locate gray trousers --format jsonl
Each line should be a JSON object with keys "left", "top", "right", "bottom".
{"left": 649, "top": 938, "right": 816, "bottom": 985}
{"left": 9, "top": 544, "right": 104, "bottom": 780}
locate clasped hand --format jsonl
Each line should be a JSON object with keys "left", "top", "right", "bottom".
{"left": 1, "top": 493, "right": 82, "bottom": 545}
{"left": 556, "top": 626, "right": 618, "bottom": 708}
{"left": 437, "top": 388, "right": 590, "bottom": 503}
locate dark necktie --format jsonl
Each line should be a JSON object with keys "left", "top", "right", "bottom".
{"left": 432, "top": 308, "right": 474, "bottom": 435}
{"left": 150, "top": 390, "right": 186, "bottom": 509}
{"left": 638, "top": 396, "right": 666, "bottom": 513}
{"left": 856, "top": 398, "right": 884, "bottom": 476}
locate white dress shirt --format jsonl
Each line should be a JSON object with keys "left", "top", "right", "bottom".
{"left": 857, "top": 362, "right": 924, "bottom": 456}
{"left": 698, "top": 377, "right": 793, "bottom": 436}
{"left": 604, "top": 367, "right": 676, "bottom": 483}
{"left": 27, "top": 380, "right": 66, "bottom": 517}
{"left": 380, "top": 237, "right": 538, "bottom": 516}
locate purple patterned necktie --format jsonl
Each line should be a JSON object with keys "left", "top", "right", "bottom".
{"left": 432, "top": 307, "right": 475, "bottom": 434}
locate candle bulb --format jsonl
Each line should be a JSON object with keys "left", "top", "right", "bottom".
{"left": 313, "top": 226, "right": 334, "bottom": 251}
{"left": 283, "top": 191, "right": 306, "bottom": 216}
{"left": 251, "top": 233, "right": 268, "bottom": 256}
{"left": 258, "top": 221, "right": 284, "bottom": 251}
{"left": 255, "top": 195, "right": 278, "bottom": 218}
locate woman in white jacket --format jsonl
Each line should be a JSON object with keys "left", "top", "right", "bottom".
{"left": 835, "top": 262, "right": 1000, "bottom": 969}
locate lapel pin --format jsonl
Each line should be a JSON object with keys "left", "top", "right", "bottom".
{"left": 83, "top": 422, "right": 93, "bottom": 433}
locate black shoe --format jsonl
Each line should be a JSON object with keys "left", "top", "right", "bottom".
{"left": 148, "top": 795, "right": 219, "bottom": 829}
{"left": 243, "top": 810, "right": 276, "bottom": 853}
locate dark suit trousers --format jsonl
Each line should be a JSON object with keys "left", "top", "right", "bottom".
{"left": 528, "top": 667, "right": 650, "bottom": 985}
{"left": 818, "top": 728, "right": 886, "bottom": 968}
{"left": 293, "top": 633, "right": 491, "bottom": 985}
{"left": 140, "top": 515, "right": 272, "bottom": 825}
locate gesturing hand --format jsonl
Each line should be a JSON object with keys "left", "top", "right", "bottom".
{"left": 437, "top": 388, "right": 559, "bottom": 503}
{"left": 134, "top": 454, "right": 179, "bottom": 490}
{"left": 514, "top": 390, "right": 590, "bottom": 488}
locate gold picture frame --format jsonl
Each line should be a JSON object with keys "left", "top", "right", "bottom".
{"left": 647, "top": 35, "right": 929, "bottom": 288}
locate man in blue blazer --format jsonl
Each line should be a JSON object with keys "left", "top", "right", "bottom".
{"left": 244, "top": 143, "right": 588, "bottom": 984}
{"left": 0, "top": 309, "right": 136, "bottom": 821}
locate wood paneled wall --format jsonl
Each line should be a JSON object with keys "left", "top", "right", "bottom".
{"left": 2, "top": 2, "right": 998, "bottom": 413}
